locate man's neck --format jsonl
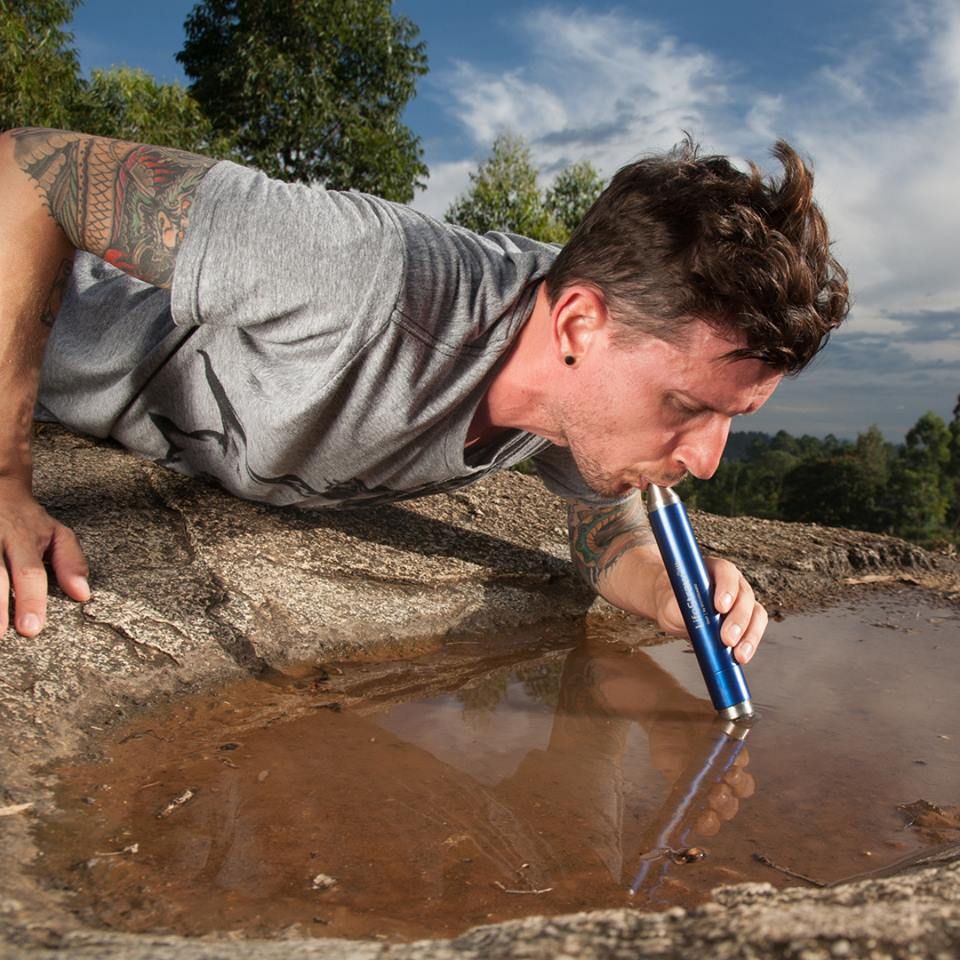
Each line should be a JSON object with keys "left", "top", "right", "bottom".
{"left": 467, "top": 282, "right": 555, "bottom": 448}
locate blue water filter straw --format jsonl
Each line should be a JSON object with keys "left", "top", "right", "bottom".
{"left": 645, "top": 485, "right": 754, "bottom": 720}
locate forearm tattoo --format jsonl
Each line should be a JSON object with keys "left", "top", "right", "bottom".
{"left": 11, "top": 128, "right": 216, "bottom": 289}
{"left": 568, "top": 494, "right": 654, "bottom": 592}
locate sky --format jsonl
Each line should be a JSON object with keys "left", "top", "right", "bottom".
{"left": 68, "top": 0, "right": 960, "bottom": 442}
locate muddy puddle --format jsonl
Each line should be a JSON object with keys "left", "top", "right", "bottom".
{"left": 34, "top": 587, "right": 960, "bottom": 941}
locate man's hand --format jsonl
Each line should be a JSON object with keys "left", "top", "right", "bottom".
{"left": 0, "top": 127, "right": 216, "bottom": 637}
{"left": 567, "top": 493, "right": 767, "bottom": 664}
{"left": 0, "top": 478, "right": 90, "bottom": 637}
{"left": 650, "top": 555, "right": 767, "bottom": 664}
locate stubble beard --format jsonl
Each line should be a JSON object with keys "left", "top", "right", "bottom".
{"left": 566, "top": 436, "right": 688, "bottom": 497}
{"left": 565, "top": 442, "right": 633, "bottom": 498}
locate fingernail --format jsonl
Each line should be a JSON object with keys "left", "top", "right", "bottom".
{"left": 727, "top": 623, "right": 742, "bottom": 644}
{"left": 78, "top": 577, "right": 91, "bottom": 599}
{"left": 21, "top": 613, "right": 41, "bottom": 636}
{"left": 719, "top": 592, "right": 733, "bottom": 612}
{"left": 739, "top": 641, "right": 754, "bottom": 663}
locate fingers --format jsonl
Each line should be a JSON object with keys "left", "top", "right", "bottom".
{"left": 49, "top": 522, "right": 91, "bottom": 602}
{"left": 4, "top": 541, "right": 48, "bottom": 637}
{"left": 653, "top": 569, "right": 688, "bottom": 637}
{"left": 656, "top": 558, "right": 769, "bottom": 664}
{"left": 710, "top": 558, "right": 768, "bottom": 664}
{"left": 1, "top": 508, "right": 90, "bottom": 639}
{"left": 0, "top": 564, "right": 8, "bottom": 637}
{"left": 694, "top": 752, "right": 756, "bottom": 836}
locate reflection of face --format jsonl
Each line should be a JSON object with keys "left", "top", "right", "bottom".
{"left": 551, "top": 321, "right": 782, "bottom": 497}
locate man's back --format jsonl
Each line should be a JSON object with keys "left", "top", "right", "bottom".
{"left": 40, "top": 161, "right": 558, "bottom": 506}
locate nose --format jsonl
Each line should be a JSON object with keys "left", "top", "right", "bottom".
{"left": 674, "top": 416, "right": 731, "bottom": 480}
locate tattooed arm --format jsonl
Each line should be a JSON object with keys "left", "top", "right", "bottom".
{"left": 568, "top": 493, "right": 666, "bottom": 620}
{"left": 0, "top": 127, "right": 216, "bottom": 637}
{"left": 568, "top": 493, "right": 766, "bottom": 664}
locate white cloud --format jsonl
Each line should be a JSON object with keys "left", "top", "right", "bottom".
{"left": 414, "top": 7, "right": 732, "bottom": 212}
{"left": 745, "top": 94, "right": 784, "bottom": 143}
{"left": 792, "top": 0, "right": 960, "bottom": 337}
{"left": 411, "top": 0, "right": 960, "bottom": 437}
{"left": 445, "top": 63, "right": 569, "bottom": 146}
{"left": 414, "top": 159, "right": 476, "bottom": 220}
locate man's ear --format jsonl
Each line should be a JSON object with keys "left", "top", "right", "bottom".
{"left": 551, "top": 285, "right": 610, "bottom": 364}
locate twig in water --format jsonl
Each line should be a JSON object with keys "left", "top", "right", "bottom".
{"left": 94, "top": 843, "right": 139, "bottom": 857}
{"left": 493, "top": 880, "right": 553, "bottom": 895}
{"left": 753, "top": 853, "right": 827, "bottom": 887}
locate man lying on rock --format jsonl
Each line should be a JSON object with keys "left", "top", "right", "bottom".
{"left": 0, "top": 127, "right": 848, "bottom": 658}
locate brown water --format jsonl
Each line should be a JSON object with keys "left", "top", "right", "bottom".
{"left": 35, "top": 588, "right": 960, "bottom": 941}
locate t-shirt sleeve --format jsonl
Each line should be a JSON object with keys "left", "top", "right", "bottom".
{"left": 531, "top": 444, "right": 634, "bottom": 508}
{"left": 170, "top": 161, "right": 405, "bottom": 343}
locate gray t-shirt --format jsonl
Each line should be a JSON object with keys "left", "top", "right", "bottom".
{"left": 38, "top": 162, "right": 613, "bottom": 509}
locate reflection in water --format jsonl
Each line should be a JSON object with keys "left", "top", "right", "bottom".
{"left": 482, "top": 638, "right": 758, "bottom": 893}
{"left": 35, "top": 592, "right": 960, "bottom": 941}
{"left": 629, "top": 717, "right": 752, "bottom": 899}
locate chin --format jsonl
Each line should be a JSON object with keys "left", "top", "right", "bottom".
{"left": 585, "top": 476, "right": 635, "bottom": 498}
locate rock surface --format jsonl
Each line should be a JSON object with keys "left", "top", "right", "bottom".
{"left": 2, "top": 425, "right": 959, "bottom": 960}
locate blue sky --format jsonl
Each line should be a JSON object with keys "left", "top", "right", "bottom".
{"left": 69, "top": 0, "right": 960, "bottom": 441}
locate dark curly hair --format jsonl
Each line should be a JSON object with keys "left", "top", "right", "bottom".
{"left": 544, "top": 138, "right": 849, "bottom": 374}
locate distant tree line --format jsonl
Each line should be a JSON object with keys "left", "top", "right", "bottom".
{"left": 681, "top": 401, "right": 960, "bottom": 547}
{"left": 1, "top": 0, "right": 427, "bottom": 201}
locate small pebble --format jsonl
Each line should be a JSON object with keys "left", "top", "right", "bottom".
{"left": 311, "top": 873, "right": 338, "bottom": 891}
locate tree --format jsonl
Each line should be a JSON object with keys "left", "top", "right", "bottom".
{"left": 948, "top": 395, "right": 960, "bottom": 537}
{"left": 446, "top": 135, "right": 605, "bottom": 244}
{"left": 780, "top": 454, "right": 892, "bottom": 532}
{"left": 177, "top": 0, "right": 428, "bottom": 200}
{"left": 544, "top": 160, "right": 604, "bottom": 236}
{"left": 73, "top": 67, "right": 233, "bottom": 156}
{"left": 446, "top": 134, "right": 565, "bottom": 242}
{"left": 0, "top": 0, "right": 82, "bottom": 130}
{"left": 888, "top": 411, "right": 953, "bottom": 543}
{"left": 853, "top": 424, "right": 893, "bottom": 488}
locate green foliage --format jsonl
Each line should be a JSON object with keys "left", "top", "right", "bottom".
{"left": 683, "top": 448, "right": 800, "bottom": 519}
{"left": 780, "top": 455, "right": 894, "bottom": 532}
{"left": 686, "top": 407, "right": 959, "bottom": 548}
{"left": 949, "top": 397, "right": 960, "bottom": 535}
{"left": 888, "top": 411, "right": 955, "bottom": 543}
{"left": 177, "top": 0, "right": 428, "bottom": 200}
{"left": 446, "top": 134, "right": 563, "bottom": 242}
{"left": 446, "top": 134, "right": 604, "bottom": 243}
{"left": 544, "top": 160, "right": 604, "bottom": 235}
{"left": 73, "top": 67, "right": 233, "bottom": 156}
{"left": 0, "top": 0, "right": 82, "bottom": 130}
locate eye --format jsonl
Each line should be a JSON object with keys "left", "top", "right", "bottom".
{"left": 666, "top": 395, "right": 701, "bottom": 420}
